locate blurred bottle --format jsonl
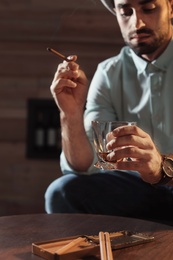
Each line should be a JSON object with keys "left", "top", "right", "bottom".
{"left": 35, "top": 111, "right": 45, "bottom": 149}
{"left": 47, "top": 112, "right": 57, "bottom": 148}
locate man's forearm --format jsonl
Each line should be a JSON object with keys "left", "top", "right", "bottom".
{"left": 60, "top": 113, "right": 94, "bottom": 172}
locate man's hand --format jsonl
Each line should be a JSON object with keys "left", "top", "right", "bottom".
{"left": 50, "top": 55, "right": 88, "bottom": 115}
{"left": 106, "top": 125, "right": 163, "bottom": 184}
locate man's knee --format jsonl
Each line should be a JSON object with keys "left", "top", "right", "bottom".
{"left": 45, "top": 173, "right": 81, "bottom": 213}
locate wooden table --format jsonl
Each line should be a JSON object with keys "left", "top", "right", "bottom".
{"left": 0, "top": 213, "right": 173, "bottom": 260}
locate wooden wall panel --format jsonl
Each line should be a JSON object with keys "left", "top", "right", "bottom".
{"left": 0, "top": 0, "right": 124, "bottom": 216}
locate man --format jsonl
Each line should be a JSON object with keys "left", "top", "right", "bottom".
{"left": 45, "top": 0, "right": 173, "bottom": 223}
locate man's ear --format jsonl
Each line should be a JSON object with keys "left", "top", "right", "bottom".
{"left": 113, "top": 8, "right": 117, "bottom": 15}
{"left": 112, "top": 0, "right": 116, "bottom": 14}
{"left": 168, "top": 0, "right": 173, "bottom": 18}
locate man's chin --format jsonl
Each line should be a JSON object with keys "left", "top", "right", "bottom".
{"left": 128, "top": 42, "right": 155, "bottom": 56}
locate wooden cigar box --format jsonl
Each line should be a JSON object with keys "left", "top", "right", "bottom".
{"left": 32, "top": 231, "right": 154, "bottom": 260}
{"left": 32, "top": 235, "right": 100, "bottom": 260}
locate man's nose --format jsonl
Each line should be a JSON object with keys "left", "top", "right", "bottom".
{"left": 131, "top": 10, "right": 146, "bottom": 29}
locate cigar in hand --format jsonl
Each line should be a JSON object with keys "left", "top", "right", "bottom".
{"left": 47, "top": 47, "right": 73, "bottom": 62}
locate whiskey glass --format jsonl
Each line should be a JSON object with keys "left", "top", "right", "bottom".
{"left": 92, "top": 120, "right": 136, "bottom": 170}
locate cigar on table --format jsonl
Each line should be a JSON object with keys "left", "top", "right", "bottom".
{"left": 47, "top": 47, "right": 73, "bottom": 62}
{"left": 99, "top": 231, "right": 113, "bottom": 260}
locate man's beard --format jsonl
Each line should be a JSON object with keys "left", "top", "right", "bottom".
{"left": 127, "top": 41, "right": 160, "bottom": 56}
{"left": 124, "top": 28, "right": 166, "bottom": 56}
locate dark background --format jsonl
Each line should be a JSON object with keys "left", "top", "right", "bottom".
{"left": 0, "top": 0, "right": 123, "bottom": 216}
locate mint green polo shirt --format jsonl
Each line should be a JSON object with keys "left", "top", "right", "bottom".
{"left": 61, "top": 38, "right": 173, "bottom": 174}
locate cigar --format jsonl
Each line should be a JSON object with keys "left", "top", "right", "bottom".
{"left": 55, "top": 236, "right": 85, "bottom": 255}
{"left": 99, "top": 232, "right": 113, "bottom": 260}
{"left": 105, "top": 232, "right": 113, "bottom": 260}
{"left": 47, "top": 47, "right": 72, "bottom": 62}
{"left": 99, "top": 232, "right": 107, "bottom": 260}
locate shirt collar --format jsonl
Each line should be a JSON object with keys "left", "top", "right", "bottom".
{"left": 130, "top": 49, "right": 148, "bottom": 73}
{"left": 130, "top": 34, "right": 173, "bottom": 73}
{"left": 152, "top": 38, "right": 173, "bottom": 71}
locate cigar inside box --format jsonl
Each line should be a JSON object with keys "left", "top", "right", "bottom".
{"left": 32, "top": 231, "right": 154, "bottom": 260}
{"left": 32, "top": 235, "right": 99, "bottom": 260}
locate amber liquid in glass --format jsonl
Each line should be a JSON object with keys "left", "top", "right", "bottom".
{"left": 99, "top": 152, "right": 122, "bottom": 163}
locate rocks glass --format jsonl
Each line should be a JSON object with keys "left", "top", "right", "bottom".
{"left": 92, "top": 120, "right": 136, "bottom": 170}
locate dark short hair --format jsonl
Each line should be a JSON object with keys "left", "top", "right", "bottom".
{"left": 100, "top": 0, "right": 116, "bottom": 15}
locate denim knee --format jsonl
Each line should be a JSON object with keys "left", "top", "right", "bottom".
{"left": 45, "top": 173, "right": 79, "bottom": 213}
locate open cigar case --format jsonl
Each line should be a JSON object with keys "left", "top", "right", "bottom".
{"left": 32, "top": 231, "right": 154, "bottom": 260}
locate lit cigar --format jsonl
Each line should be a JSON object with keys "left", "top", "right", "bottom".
{"left": 47, "top": 47, "right": 72, "bottom": 62}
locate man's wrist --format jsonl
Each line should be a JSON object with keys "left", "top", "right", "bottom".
{"left": 153, "top": 154, "right": 173, "bottom": 186}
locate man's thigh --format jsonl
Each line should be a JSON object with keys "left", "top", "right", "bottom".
{"left": 55, "top": 171, "right": 173, "bottom": 220}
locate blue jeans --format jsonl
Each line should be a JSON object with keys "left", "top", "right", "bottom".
{"left": 45, "top": 170, "right": 173, "bottom": 223}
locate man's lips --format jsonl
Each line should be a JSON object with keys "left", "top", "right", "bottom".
{"left": 130, "top": 33, "right": 151, "bottom": 42}
{"left": 130, "top": 29, "right": 152, "bottom": 41}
